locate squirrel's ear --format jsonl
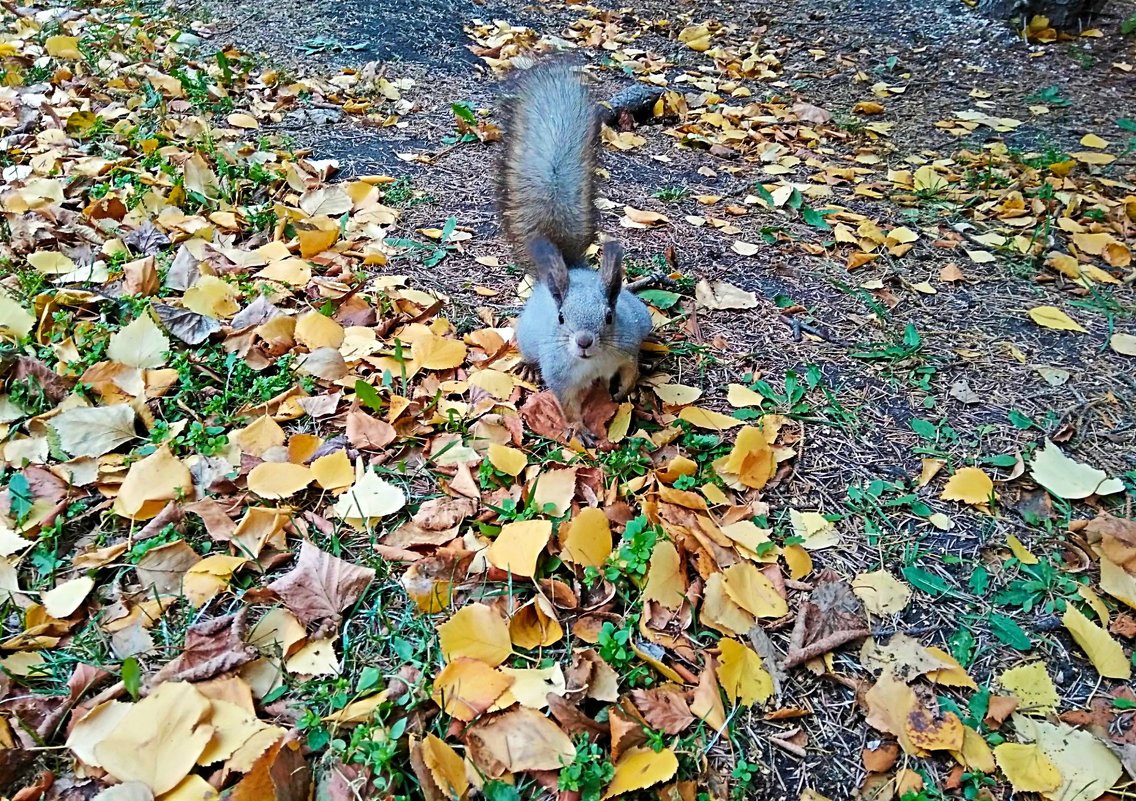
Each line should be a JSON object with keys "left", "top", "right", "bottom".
{"left": 529, "top": 237, "right": 569, "bottom": 305}
{"left": 599, "top": 240, "right": 624, "bottom": 304}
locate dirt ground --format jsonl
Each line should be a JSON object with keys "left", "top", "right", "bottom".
{"left": 180, "top": 0, "right": 1136, "bottom": 795}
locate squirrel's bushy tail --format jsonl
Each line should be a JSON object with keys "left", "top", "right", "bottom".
{"left": 499, "top": 63, "right": 598, "bottom": 270}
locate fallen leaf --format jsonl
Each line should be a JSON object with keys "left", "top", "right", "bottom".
{"left": 1110, "top": 333, "right": 1136, "bottom": 356}
{"left": 1029, "top": 440, "right": 1125, "bottom": 499}
{"left": 716, "top": 638, "right": 773, "bottom": 707}
{"left": 467, "top": 706, "right": 575, "bottom": 770}
{"left": 487, "top": 443, "right": 527, "bottom": 477}
{"left": 852, "top": 571, "right": 912, "bottom": 615}
{"left": 994, "top": 743, "right": 1062, "bottom": 794}
{"left": 42, "top": 576, "right": 95, "bottom": 618}
{"left": 268, "top": 541, "right": 375, "bottom": 625}
{"left": 487, "top": 519, "right": 552, "bottom": 578}
{"left": 1061, "top": 605, "right": 1131, "bottom": 679}
{"left": 108, "top": 310, "right": 170, "bottom": 368}
{"left": 93, "top": 682, "right": 214, "bottom": 795}
{"left": 438, "top": 603, "right": 512, "bottom": 666}
{"left": 940, "top": 467, "right": 993, "bottom": 505}
{"left": 559, "top": 507, "right": 612, "bottom": 568}
{"left": 603, "top": 745, "right": 678, "bottom": 799}
{"left": 694, "top": 279, "right": 757, "bottom": 310}
{"left": 1027, "top": 306, "right": 1087, "bottom": 333}
{"left": 999, "top": 662, "right": 1058, "bottom": 715}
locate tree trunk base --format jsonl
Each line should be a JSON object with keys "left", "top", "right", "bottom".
{"left": 975, "top": 0, "right": 1108, "bottom": 29}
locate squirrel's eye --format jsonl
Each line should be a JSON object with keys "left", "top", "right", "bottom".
{"left": 605, "top": 310, "right": 613, "bottom": 325}
{"left": 557, "top": 311, "right": 565, "bottom": 325}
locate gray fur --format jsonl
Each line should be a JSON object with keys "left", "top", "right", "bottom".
{"left": 499, "top": 63, "right": 597, "bottom": 267}
{"left": 516, "top": 267, "right": 652, "bottom": 403}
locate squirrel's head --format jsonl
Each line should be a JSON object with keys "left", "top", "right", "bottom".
{"left": 532, "top": 239, "right": 624, "bottom": 360}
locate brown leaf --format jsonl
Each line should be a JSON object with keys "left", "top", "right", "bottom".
{"left": 346, "top": 410, "right": 396, "bottom": 451}
{"left": 783, "top": 571, "right": 869, "bottom": 668}
{"left": 11, "top": 357, "right": 75, "bottom": 404}
{"left": 227, "top": 731, "right": 310, "bottom": 801}
{"left": 268, "top": 541, "right": 375, "bottom": 625}
{"left": 136, "top": 540, "right": 201, "bottom": 596}
{"left": 154, "top": 304, "right": 221, "bottom": 346}
{"left": 154, "top": 610, "right": 258, "bottom": 684}
{"left": 629, "top": 685, "right": 694, "bottom": 735}
{"left": 863, "top": 741, "right": 899, "bottom": 773}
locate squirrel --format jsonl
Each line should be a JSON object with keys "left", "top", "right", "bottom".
{"left": 500, "top": 63, "right": 653, "bottom": 440}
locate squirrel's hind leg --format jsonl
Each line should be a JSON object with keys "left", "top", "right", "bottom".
{"left": 612, "top": 360, "right": 639, "bottom": 402}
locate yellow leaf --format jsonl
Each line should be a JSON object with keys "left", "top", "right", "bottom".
{"left": 1080, "top": 133, "right": 1109, "bottom": 148}
{"left": 782, "top": 544, "right": 812, "bottom": 579}
{"left": 999, "top": 662, "right": 1058, "bottom": 715}
{"left": 496, "top": 665, "right": 566, "bottom": 710}
{"left": 888, "top": 226, "right": 919, "bottom": 244}
{"left": 507, "top": 597, "right": 563, "bottom": 650}
{"left": 487, "top": 443, "right": 527, "bottom": 477}
{"left": 183, "top": 275, "right": 240, "bottom": 319}
{"left": 310, "top": 450, "right": 354, "bottom": 490}
{"left": 690, "top": 659, "right": 727, "bottom": 733}
{"left": 603, "top": 745, "right": 679, "bottom": 799}
{"left": 0, "top": 294, "right": 35, "bottom": 340}
{"left": 431, "top": 658, "right": 513, "bottom": 722}
{"left": 45, "top": 36, "right": 82, "bottom": 59}
{"left": 852, "top": 571, "right": 912, "bottom": 615}
{"left": 295, "top": 311, "right": 345, "bottom": 350}
{"left": 732, "top": 241, "right": 760, "bottom": 257}
{"left": 677, "top": 23, "right": 712, "bottom": 51}
{"left": 726, "top": 384, "right": 765, "bottom": 408}
{"left": 653, "top": 383, "right": 703, "bottom": 405}
{"left": 559, "top": 507, "right": 612, "bottom": 568}
{"left": 420, "top": 734, "right": 469, "bottom": 800}
{"left": 694, "top": 279, "right": 757, "bottom": 311}
{"left": 608, "top": 401, "right": 632, "bottom": 443}
{"left": 1006, "top": 534, "right": 1039, "bottom": 565}
{"left": 940, "top": 467, "right": 994, "bottom": 505}
{"left": 1100, "top": 555, "right": 1136, "bottom": 609}
{"left": 183, "top": 555, "right": 247, "bottom": 607}
{"left": 113, "top": 445, "right": 192, "bottom": 520}
{"left": 42, "top": 576, "right": 94, "bottom": 618}
{"left": 679, "top": 406, "right": 743, "bottom": 430}
{"left": 1061, "top": 605, "right": 1131, "bottom": 679}
{"left": 412, "top": 333, "right": 467, "bottom": 370}
{"left": 621, "top": 206, "right": 670, "bottom": 227}
{"left": 247, "top": 462, "right": 313, "bottom": 499}
{"left": 233, "top": 415, "right": 286, "bottom": 457}
{"left": 951, "top": 725, "right": 995, "bottom": 773}
{"left": 531, "top": 467, "right": 577, "bottom": 517}
{"left": 295, "top": 216, "right": 339, "bottom": 257}
{"left": 1021, "top": 716, "right": 1123, "bottom": 801}
{"left": 437, "top": 603, "right": 512, "bottom": 666}
{"left": 1027, "top": 305, "right": 1087, "bottom": 333}
{"left": 722, "top": 562, "right": 788, "bottom": 618}
{"left": 108, "top": 311, "right": 170, "bottom": 368}
{"left": 716, "top": 638, "right": 773, "bottom": 707}
{"left": 1028, "top": 440, "right": 1124, "bottom": 499}
{"left": 469, "top": 368, "right": 515, "bottom": 399}
{"left": 285, "top": 635, "right": 340, "bottom": 676}
{"left": 789, "top": 509, "right": 840, "bottom": 549}
{"left": 721, "top": 426, "right": 776, "bottom": 489}
{"left": 643, "top": 540, "right": 686, "bottom": 611}
{"left": 487, "top": 520, "right": 551, "bottom": 578}
{"left": 700, "top": 573, "right": 756, "bottom": 637}
{"left": 993, "top": 743, "right": 1061, "bottom": 793}
{"left": 93, "top": 682, "right": 214, "bottom": 795}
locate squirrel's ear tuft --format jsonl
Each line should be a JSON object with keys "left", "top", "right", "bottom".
{"left": 599, "top": 240, "right": 624, "bottom": 305}
{"left": 529, "top": 237, "right": 569, "bottom": 305}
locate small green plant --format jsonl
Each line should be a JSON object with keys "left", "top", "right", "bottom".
{"left": 586, "top": 515, "right": 660, "bottom": 586}
{"left": 850, "top": 322, "right": 936, "bottom": 392}
{"left": 652, "top": 186, "right": 690, "bottom": 202}
{"left": 731, "top": 758, "right": 762, "bottom": 799}
{"left": 384, "top": 216, "right": 459, "bottom": 268}
{"left": 446, "top": 103, "right": 481, "bottom": 145}
{"left": 559, "top": 739, "right": 615, "bottom": 801}
{"left": 993, "top": 553, "right": 1085, "bottom": 615}
{"left": 1026, "top": 84, "right": 1071, "bottom": 108}
{"left": 382, "top": 176, "right": 431, "bottom": 208}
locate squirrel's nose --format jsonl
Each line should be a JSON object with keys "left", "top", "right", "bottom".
{"left": 575, "top": 332, "right": 594, "bottom": 350}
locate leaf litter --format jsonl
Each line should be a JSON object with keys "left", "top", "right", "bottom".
{"left": 0, "top": 0, "right": 1134, "bottom": 800}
